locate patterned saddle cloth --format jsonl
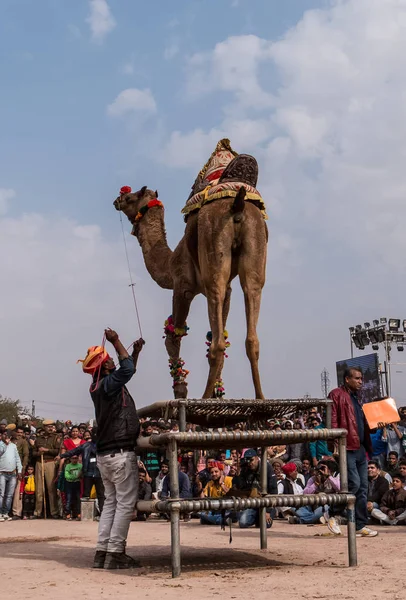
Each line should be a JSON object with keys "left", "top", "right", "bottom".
{"left": 182, "top": 138, "right": 267, "bottom": 220}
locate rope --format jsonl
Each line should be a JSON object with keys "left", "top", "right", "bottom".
{"left": 119, "top": 211, "right": 143, "bottom": 339}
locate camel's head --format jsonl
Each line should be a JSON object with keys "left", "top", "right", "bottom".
{"left": 113, "top": 186, "right": 159, "bottom": 224}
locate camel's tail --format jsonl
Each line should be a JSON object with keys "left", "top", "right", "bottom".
{"left": 231, "top": 186, "right": 246, "bottom": 221}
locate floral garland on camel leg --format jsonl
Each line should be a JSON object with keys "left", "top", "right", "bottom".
{"left": 205, "top": 330, "right": 230, "bottom": 398}
{"left": 164, "top": 316, "right": 190, "bottom": 393}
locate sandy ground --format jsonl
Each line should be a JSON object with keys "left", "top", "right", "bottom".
{"left": 0, "top": 518, "right": 404, "bottom": 600}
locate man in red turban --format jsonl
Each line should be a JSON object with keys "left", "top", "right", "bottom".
{"left": 82, "top": 328, "right": 144, "bottom": 570}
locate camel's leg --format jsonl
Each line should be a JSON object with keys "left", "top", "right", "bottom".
{"left": 165, "top": 291, "right": 194, "bottom": 399}
{"left": 239, "top": 259, "right": 266, "bottom": 400}
{"left": 209, "top": 285, "right": 232, "bottom": 395}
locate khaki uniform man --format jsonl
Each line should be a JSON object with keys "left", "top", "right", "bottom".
{"left": 33, "top": 420, "right": 61, "bottom": 518}
{"left": 12, "top": 426, "right": 30, "bottom": 518}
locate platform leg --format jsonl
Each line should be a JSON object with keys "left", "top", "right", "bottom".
{"left": 347, "top": 497, "right": 357, "bottom": 567}
{"left": 179, "top": 402, "right": 187, "bottom": 433}
{"left": 339, "top": 435, "right": 348, "bottom": 492}
{"left": 259, "top": 446, "right": 268, "bottom": 549}
{"left": 171, "top": 505, "right": 181, "bottom": 578}
{"left": 169, "top": 438, "right": 181, "bottom": 577}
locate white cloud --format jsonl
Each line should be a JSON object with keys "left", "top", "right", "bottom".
{"left": 160, "top": 118, "right": 273, "bottom": 168}
{"left": 87, "top": 0, "right": 116, "bottom": 43}
{"left": 121, "top": 61, "right": 134, "bottom": 75}
{"left": 0, "top": 188, "right": 15, "bottom": 215}
{"left": 186, "top": 35, "right": 275, "bottom": 109}
{"left": 107, "top": 88, "right": 157, "bottom": 117}
{"left": 164, "top": 41, "right": 179, "bottom": 60}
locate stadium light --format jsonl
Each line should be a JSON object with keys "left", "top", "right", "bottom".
{"left": 389, "top": 318, "right": 401, "bottom": 331}
{"left": 380, "top": 317, "right": 387, "bottom": 324}
{"left": 373, "top": 319, "right": 379, "bottom": 327}
{"left": 403, "top": 319, "right": 406, "bottom": 332}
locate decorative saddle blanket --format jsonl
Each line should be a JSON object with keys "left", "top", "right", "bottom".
{"left": 181, "top": 138, "right": 267, "bottom": 220}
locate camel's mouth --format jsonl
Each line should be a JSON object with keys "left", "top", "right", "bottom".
{"left": 113, "top": 197, "right": 121, "bottom": 211}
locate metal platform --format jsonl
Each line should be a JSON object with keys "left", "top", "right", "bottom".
{"left": 137, "top": 397, "right": 333, "bottom": 429}
{"left": 135, "top": 426, "right": 357, "bottom": 578}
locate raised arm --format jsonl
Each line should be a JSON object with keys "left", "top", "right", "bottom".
{"left": 102, "top": 329, "right": 144, "bottom": 394}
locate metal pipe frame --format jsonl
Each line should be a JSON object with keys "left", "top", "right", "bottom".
{"left": 178, "top": 402, "right": 187, "bottom": 433}
{"left": 346, "top": 496, "right": 357, "bottom": 567}
{"left": 338, "top": 434, "right": 349, "bottom": 492}
{"left": 136, "top": 428, "right": 347, "bottom": 450}
{"left": 134, "top": 414, "right": 354, "bottom": 577}
{"left": 259, "top": 446, "right": 268, "bottom": 549}
{"left": 168, "top": 437, "right": 181, "bottom": 578}
{"left": 136, "top": 492, "right": 355, "bottom": 515}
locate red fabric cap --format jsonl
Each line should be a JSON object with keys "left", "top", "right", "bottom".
{"left": 120, "top": 186, "right": 132, "bottom": 195}
{"left": 282, "top": 462, "right": 297, "bottom": 475}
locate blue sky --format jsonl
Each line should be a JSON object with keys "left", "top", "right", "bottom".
{"left": 2, "top": 0, "right": 406, "bottom": 421}
{"left": 1, "top": 0, "right": 324, "bottom": 228}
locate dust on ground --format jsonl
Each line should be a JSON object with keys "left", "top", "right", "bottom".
{"left": 0, "top": 518, "right": 404, "bottom": 600}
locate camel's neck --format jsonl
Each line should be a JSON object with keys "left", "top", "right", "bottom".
{"left": 135, "top": 207, "right": 174, "bottom": 290}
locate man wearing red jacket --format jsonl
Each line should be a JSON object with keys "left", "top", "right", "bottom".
{"left": 329, "top": 368, "right": 378, "bottom": 537}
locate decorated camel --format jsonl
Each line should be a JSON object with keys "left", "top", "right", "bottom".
{"left": 114, "top": 139, "right": 268, "bottom": 400}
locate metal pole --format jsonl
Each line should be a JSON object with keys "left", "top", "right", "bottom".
{"left": 350, "top": 330, "right": 354, "bottom": 359}
{"left": 385, "top": 334, "right": 391, "bottom": 396}
{"left": 338, "top": 434, "right": 348, "bottom": 492}
{"left": 346, "top": 497, "right": 357, "bottom": 567}
{"left": 168, "top": 437, "right": 181, "bottom": 578}
{"left": 326, "top": 402, "right": 332, "bottom": 429}
{"left": 178, "top": 402, "right": 187, "bottom": 433}
{"left": 259, "top": 447, "right": 268, "bottom": 549}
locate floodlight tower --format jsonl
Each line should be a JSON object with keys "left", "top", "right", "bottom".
{"left": 321, "top": 368, "right": 330, "bottom": 398}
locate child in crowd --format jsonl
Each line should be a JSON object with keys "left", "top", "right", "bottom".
{"left": 20, "top": 465, "right": 36, "bottom": 519}
{"left": 64, "top": 455, "right": 83, "bottom": 521}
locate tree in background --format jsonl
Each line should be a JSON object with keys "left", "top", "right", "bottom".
{"left": 0, "top": 395, "right": 22, "bottom": 424}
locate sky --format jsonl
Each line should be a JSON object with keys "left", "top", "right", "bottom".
{"left": 2, "top": 0, "right": 406, "bottom": 421}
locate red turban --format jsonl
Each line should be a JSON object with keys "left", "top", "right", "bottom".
{"left": 282, "top": 462, "right": 297, "bottom": 475}
{"left": 210, "top": 461, "right": 224, "bottom": 471}
{"left": 77, "top": 346, "right": 110, "bottom": 374}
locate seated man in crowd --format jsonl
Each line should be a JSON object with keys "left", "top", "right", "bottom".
{"left": 386, "top": 451, "right": 399, "bottom": 477}
{"left": 232, "top": 449, "right": 277, "bottom": 529}
{"left": 309, "top": 417, "right": 332, "bottom": 466}
{"left": 200, "top": 462, "right": 233, "bottom": 525}
{"left": 301, "top": 457, "right": 313, "bottom": 484}
{"left": 155, "top": 461, "right": 169, "bottom": 498}
{"left": 399, "top": 459, "right": 406, "bottom": 488}
{"left": 197, "top": 456, "right": 216, "bottom": 488}
{"left": 135, "top": 468, "right": 152, "bottom": 521}
{"left": 290, "top": 460, "right": 341, "bottom": 533}
{"left": 367, "top": 460, "right": 389, "bottom": 516}
{"left": 371, "top": 472, "right": 406, "bottom": 525}
{"left": 278, "top": 462, "right": 304, "bottom": 520}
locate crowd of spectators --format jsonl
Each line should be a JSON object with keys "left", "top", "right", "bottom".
{"left": 1, "top": 406, "right": 406, "bottom": 532}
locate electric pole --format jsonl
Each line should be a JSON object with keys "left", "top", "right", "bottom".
{"left": 321, "top": 368, "right": 330, "bottom": 398}
{"left": 31, "top": 400, "right": 35, "bottom": 418}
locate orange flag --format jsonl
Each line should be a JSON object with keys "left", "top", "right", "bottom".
{"left": 362, "top": 397, "right": 400, "bottom": 429}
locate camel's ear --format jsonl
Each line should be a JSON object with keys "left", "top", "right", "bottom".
{"left": 155, "top": 190, "right": 159, "bottom": 198}
{"left": 140, "top": 186, "right": 147, "bottom": 196}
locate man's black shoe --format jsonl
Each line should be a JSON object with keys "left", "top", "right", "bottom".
{"left": 104, "top": 552, "right": 141, "bottom": 570}
{"left": 93, "top": 550, "right": 107, "bottom": 568}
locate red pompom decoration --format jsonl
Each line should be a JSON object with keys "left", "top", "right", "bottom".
{"left": 120, "top": 186, "right": 132, "bottom": 195}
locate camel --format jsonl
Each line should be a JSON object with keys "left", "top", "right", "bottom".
{"left": 113, "top": 144, "right": 268, "bottom": 400}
